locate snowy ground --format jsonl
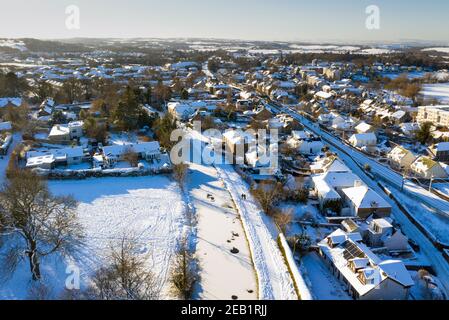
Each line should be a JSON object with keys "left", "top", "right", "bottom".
{"left": 420, "top": 83, "right": 449, "bottom": 103}
{"left": 185, "top": 127, "right": 299, "bottom": 300}
{"left": 392, "top": 190, "right": 449, "bottom": 244}
{"left": 189, "top": 162, "right": 257, "bottom": 300}
{"left": 433, "top": 183, "right": 449, "bottom": 198}
{"left": 0, "top": 176, "right": 187, "bottom": 299}
{"left": 216, "top": 164, "right": 299, "bottom": 300}
{"left": 301, "top": 253, "right": 351, "bottom": 300}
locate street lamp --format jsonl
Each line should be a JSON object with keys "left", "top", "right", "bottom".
{"left": 401, "top": 166, "right": 406, "bottom": 191}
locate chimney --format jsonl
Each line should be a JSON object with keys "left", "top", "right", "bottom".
{"left": 354, "top": 180, "right": 364, "bottom": 188}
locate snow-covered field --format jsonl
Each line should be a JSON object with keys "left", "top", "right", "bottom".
{"left": 423, "top": 47, "right": 449, "bottom": 54}
{"left": 0, "top": 176, "right": 187, "bottom": 299}
{"left": 420, "top": 83, "right": 449, "bottom": 103}
{"left": 0, "top": 39, "right": 27, "bottom": 52}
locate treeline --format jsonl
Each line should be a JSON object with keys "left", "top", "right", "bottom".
{"left": 0, "top": 71, "right": 29, "bottom": 97}
{"left": 285, "top": 50, "right": 448, "bottom": 69}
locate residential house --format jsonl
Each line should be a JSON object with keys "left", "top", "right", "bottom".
{"left": 363, "top": 218, "right": 409, "bottom": 251}
{"left": 319, "top": 229, "right": 414, "bottom": 300}
{"left": 342, "top": 185, "right": 392, "bottom": 219}
{"left": 417, "top": 105, "right": 449, "bottom": 127}
{"left": 102, "top": 141, "right": 161, "bottom": 165}
{"left": 349, "top": 133, "right": 377, "bottom": 150}
{"left": 26, "top": 146, "right": 85, "bottom": 169}
{"left": 310, "top": 156, "right": 351, "bottom": 174}
{"left": 168, "top": 100, "right": 222, "bottom": 120}
{"left": 355, "top": 122, "right": 374, "bottom": 134}
{"left": 387, "top": 146, "right": 416, "bottom": 170}
{"left": 223, "top": 130, "right": 256, "bottom": 163}
{"left": 410, "top": 156, "right": 448, "bottom": 179}
{"left": 48, "top": 121, "right": 84, "bottom": 143}
{"left": 430, "top": 142, "right": 449, "bottom": 162}
{"left": 400, "top": 122, "right": 420, "bottom": 137}
{"left": 312, "top": 171, "right": 362, "bottom": 211}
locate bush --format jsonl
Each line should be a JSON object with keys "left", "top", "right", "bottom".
{"left": 251, "top": 181, "right": 283, "bottom": 216}
{"left": 322, "top": 199, "right": 342, "bottom": 215}
{"left": 287, "top": 188, "right": 309, "bottom": 204}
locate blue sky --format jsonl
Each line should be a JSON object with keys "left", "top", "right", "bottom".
{"left": 1, "top": 0, "right": 448, "bottom": 43}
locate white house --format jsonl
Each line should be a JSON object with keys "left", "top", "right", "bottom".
{"left": 342, "top": 185, "right": 392, "bottom": 219}
{"left": 410, "top": 156, "right": 448, "bottom": 179}
{"left": 26, "top": 146, "right": 85, "bottom": 169}
{"left": 48, "top": 121, "right": 84, "bottom": 142}
{"left": 167, "top": 100, "right": 223, "bottom": 120}
{"left": 319, "top": 229, "right": 414, "bottom": 300}
{"left": 349, "top": 133, "right": 377, "bottom": 149}
{"left": 296, "top": 140, "right": 325, "bottom": 155}
{"left": 310, "top": 156, "right": 351, "bottom": 174}
{"left": 102, "top": 141, "right": 161, "bottom": 164}
{"left": 355, "top": 122, "right": 374, "bottom": 134}
{"left": 312, "top": 171, "right": 362, "bottom": 210}
{"left": 364, "top": 218, "right": 409, "bottom": 251}
{"left": 387, "top": 146, "right": 416, "bottom": 170}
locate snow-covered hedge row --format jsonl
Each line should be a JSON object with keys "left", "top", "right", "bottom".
{"left": 278, "top": 233, "right": 314, "bottom": 300}
{"left": 33, "top": 166, "right": 173, "bottom": 180}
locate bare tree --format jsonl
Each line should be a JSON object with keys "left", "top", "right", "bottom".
{"left": 172, "top": 163, "right": 189, "bottom": 192}
{"left": 273, "top": 207, "right": 293, "bottom": 234}
{"left": 123, "top": 148, "right": 139, "bottom": 167}
{"left": 86, "top": 234, "right": 159, "bottom": 300}
{"left": 0, "top": 170, "right": 83, "bottom": 281}
{"left": 251, "top": 182, "right": 283, "bottom": 215}
{"left": 170, "top": 241, "right": 199, "bottom": 300}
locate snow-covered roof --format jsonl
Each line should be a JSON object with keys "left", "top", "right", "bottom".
{"left": 350, "top": 132, "right": 377, "bottom": 142}
{"left": 319, "top": 229, "right": 413, "bottom": 297}
{"left": 342, "top": 186, "right": 391, "bottom": 210}
{"left": 102, "top": 141, "right": 160, "bottom": 158}
{"left": 378, "top": 260, "right": 414, "bottom": 287}
{"left": 315, "top": 91, "right": 333, "bottom": 100}
{"left": 27, "top": 146, "right": 84, "bottom": 162}
{"left": 321, "top": 171, "right": 361, "bottom": 189}
{"left": 355, "top": 122, "right": 372, "bottom": 133}
{"left": 0, "top": 121, "right": 12, "bottom": 131}
{"left": 0, "top": 97, "right": 22, "bottom": 108}
{"left": 388, "top": 146, "right": 414, "bottom": 162}
{"left": 223, "top": 130, "right": 256, "bottom": 145}
{"left": 434, "top": 142, "right": 449, "bottom": 152}
{"left": 49, "top": 125, "right": 70, "bottom": 137}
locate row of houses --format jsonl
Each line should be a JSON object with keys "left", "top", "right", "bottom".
{"left": 388, "top": 145, "right": 449, "bottom": 179}
{"left": 25, "top": 141, "right": 162, "bottom": 170}
{"left": 319, "top": 228, "right": 414, "bottom": 300}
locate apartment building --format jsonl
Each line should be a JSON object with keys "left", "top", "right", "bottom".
{"left": 417, "top": 105, "right": 449, "bottom": 127}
